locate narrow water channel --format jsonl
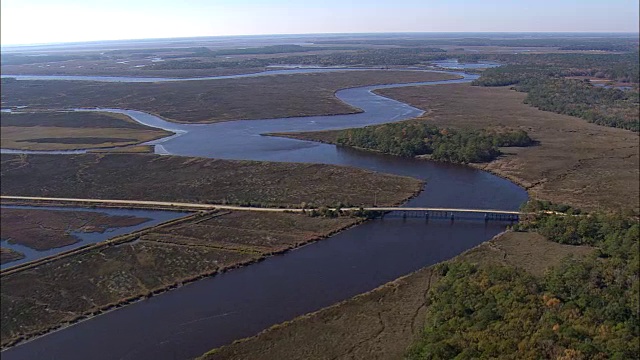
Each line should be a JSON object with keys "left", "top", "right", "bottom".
{"left": 1, "top": 66, "right": 527, "bottom": 360}
{"left": 0, "top": 205, "right": 190, "bottom": 270}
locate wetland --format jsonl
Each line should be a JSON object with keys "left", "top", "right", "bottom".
{"left": 2, "top": 41, "right": 636, "bottom": 359}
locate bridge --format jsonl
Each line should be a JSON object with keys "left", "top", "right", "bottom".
{"left": 1, "top": 195, "right": 528, "bottom": 221}
{"left": 362, "top": 207, "right": 521, "bottom": 214}
{"left": 359, "top": 207, "right": 522, "bottom": 221}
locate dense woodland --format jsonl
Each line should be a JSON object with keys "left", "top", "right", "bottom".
{"left": 408, "top": 213, "right": 639, "bottom": 359}
{"left": 487, "top": 53, "right": 640, "bottom": 83}
{"left": 473, "top": 56, "right": 640, "bottom": 131}
{"left": 334, "top": 122, "right": 533, "bottom": 163}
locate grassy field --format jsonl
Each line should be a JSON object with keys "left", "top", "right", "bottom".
{"left": 0, "top": 248, "right": 24, "bottom": 265}
{"left": 0, "top": 210, "right": 360, "bottom": 348}
{"left": 375, "top": 84, "right": 639, "bottom": 212}
{"left": 1, "top": 71, "right": 458, "bottom": 123}
{"left": 88, "top": 145, "right": 155, "bottom": 153}
{"left": 276, "top": 83, "right": 639, "bottom": 212}
{"left": 200, "top": 231, "right": 595, "bottom": 360}
{"left": 0, "top": 208, "right": 150, "bottom": 250}
{"left": 145, "top": 211, "right": 356, "bottom": 253}
{"left": 1, "top": 61, "right": 267, "bottom": 78}
{"left": 0, "top": 152, "right": 420, "bottom": 346}
{"left": 0, "top": 154, "right": 422, "bottom": 208}
{"left": 1, "top": 111, "right": 171, "bottom": 151}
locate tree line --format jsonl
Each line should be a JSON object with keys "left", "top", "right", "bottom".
{"left": 408, "top": 211, "right": 639, "bottom": 359}
{"left": 486, "top": 52, "right": 640, "bottom": 83}
{"left": 334, "top": 122, "right": 534, "bottom": 164}
{"left": 473, "top": 62, "right": 639, "bottom": 132}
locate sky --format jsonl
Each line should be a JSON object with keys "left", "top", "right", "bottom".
{"left": 2, "top": 0, "right": 639, "bottom": 45}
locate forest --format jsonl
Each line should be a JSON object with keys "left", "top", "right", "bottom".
{"left": 473, "top": 58, "right": 640, "bottom": 131}
{"left": 486, "top": 52, "right": 640, "bottom": 83}
{"left": 408, "top": 212, "right": 639, "bottom": 359}
{"left": 334, "top": 122, "right": 534, "bottom": 163}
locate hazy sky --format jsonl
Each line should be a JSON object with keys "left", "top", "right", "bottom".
{"left": 2, "top": 0, "right": 639, "bottom": 45}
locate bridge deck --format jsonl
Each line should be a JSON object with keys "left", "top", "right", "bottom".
{"left": 363, "top": 207, "right": 522, "bottom": 215}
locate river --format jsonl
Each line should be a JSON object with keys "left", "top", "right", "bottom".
{"left": 1, "top": 66, "right": 527, "bottom": 360}
{"left": 0, "top": 67, "right": 443, "bottom": 83}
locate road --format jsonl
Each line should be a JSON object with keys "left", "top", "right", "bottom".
{"left": 0, "top": 195, "right": 525, "bottom": 215}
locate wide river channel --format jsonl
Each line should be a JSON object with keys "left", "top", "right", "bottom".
{"left": 2, "top": 65, "right": 527, "bottom": 360}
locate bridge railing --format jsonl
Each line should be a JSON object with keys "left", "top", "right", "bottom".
{"left": 372, "top": 209, "right": 521, "bottom": 222}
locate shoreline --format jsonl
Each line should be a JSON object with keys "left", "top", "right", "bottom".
{"left": 0, "top": 68, "right": 506, "bottom": 354}
{"left": 0, "top": 211, "right": 204, "bottom": 276}
{"left": 0, "top": 202, "right": 394, "bottom": 350}
{"left": 200, "top": 229, "right": 511, "bottom": 358}
{"left": 0, "top": 110, "right": 175, "bottom": 153}
{"left": 0, "top": 134, "right": 526, "bottom": 350}
{"left": 1, "top": 69, "right": 461, "bottom": 132}
{"left": 268, "top": 131, "right": 533, "bottom": 196}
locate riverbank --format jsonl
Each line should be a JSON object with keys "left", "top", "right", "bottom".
{"left": 1, "top": 71, "right": 459, "bottom": 124}
{"left": 0, "top": 210, "right": 372, "bottom": 349}
{"left": 197, "top": 79, "right": 638, "bottom": 359}
{"left": 0, "top": 248, "right": 24, "bottom": 265}
{"left": 375, "top": 83, "right": 638, "bottom": 212}
{"left": 1, "top": 69, "right": 525, "bottom": 359}
{"left": 1, "top": 207, "right": 151, "bottom": 251}
{"left": 0, "top": 150, "right": 427, "bottom": 347}
{"left": 271, "top": 82, "right": 639, "bottom": 212}
{"left": 201, "top": 230, "right": 595, "bottom": 359}
{"left": 0, "top": 111, "right": 173, "bottom": 151}
{"left": 0, "top": 153, "right": 423, "bottom": 208}
{"left": 269, "top": 127, "right": 544, "bottom": 199}
{"left": 0, "top": 207, "right": 195, "bottom": 274}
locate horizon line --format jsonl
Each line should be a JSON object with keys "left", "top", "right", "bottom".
{"left": 2, "top": 30, "right": 639, "bottom": 48}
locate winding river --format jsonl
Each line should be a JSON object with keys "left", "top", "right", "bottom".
{"left": 1, "top": 66, "right": 527, "bottom": 360}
